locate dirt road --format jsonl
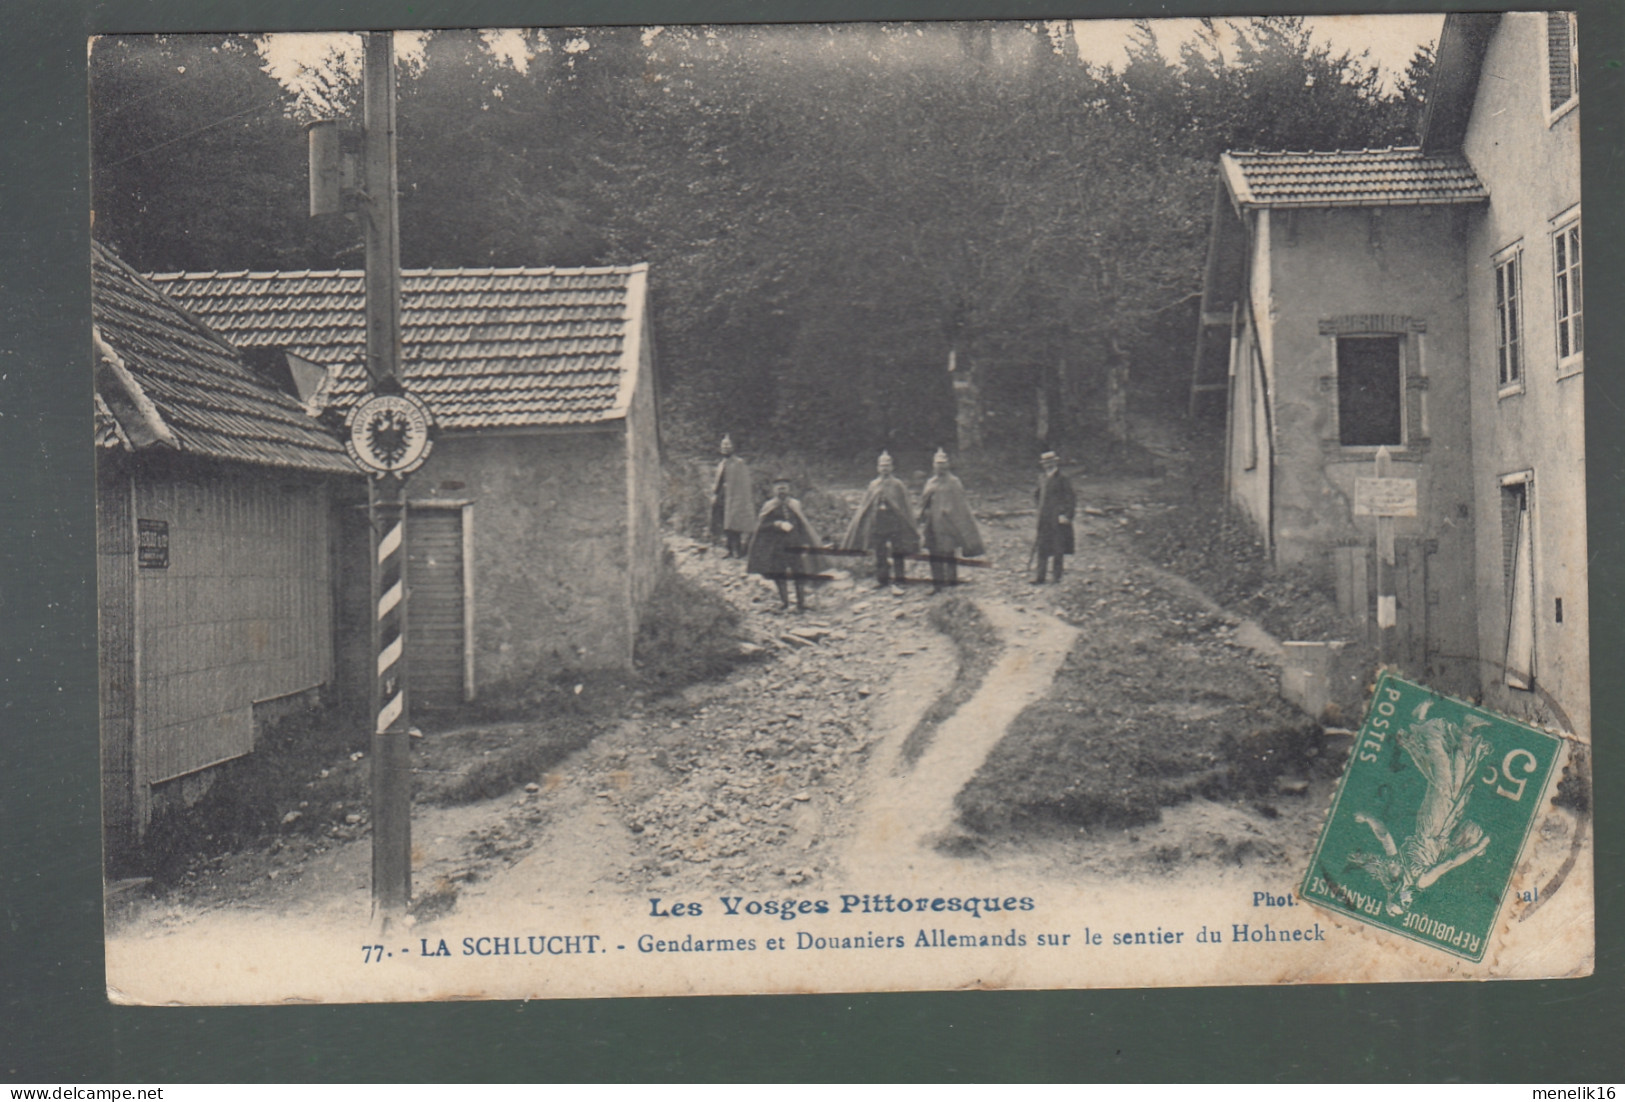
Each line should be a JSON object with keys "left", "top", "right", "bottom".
{"left": 109, "top": 454, "right": 1336, "bottom": 941}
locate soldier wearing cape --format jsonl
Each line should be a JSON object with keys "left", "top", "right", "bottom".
{"left": 746, "top": 476, "right": 827, "bottom": 612}
{"left": 840, "top": 451, "right": 920, "bottom": 594}
{"left": 709, "top": 434, "right": 755, "bottom": 558}
{"left": 918, "top": 448, "right": 984, "bottom": 593}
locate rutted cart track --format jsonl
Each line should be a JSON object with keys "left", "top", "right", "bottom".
{"left": 108, "top": 457, "right": 1338, "bottom": 940}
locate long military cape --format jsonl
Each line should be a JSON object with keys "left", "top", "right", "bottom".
{"left": 840, "top": 475, "right": 920, "bottom": 553}
{"left": 746, "top": 496, "right": 827, "bottom": 578}
{"left": 711, "top": 454, "right": 756, "bottom": 535}
{"left": 919, "top": 471, "right": 985, "bottom": 558}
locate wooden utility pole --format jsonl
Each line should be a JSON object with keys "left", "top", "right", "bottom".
{"left": 362, "top": 30, "right": 411, "bottom": 927}
{"left": 1373, "top": 446, "right": 1397, "bottom": 666}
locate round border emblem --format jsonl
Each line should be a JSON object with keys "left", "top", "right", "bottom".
{"left": 345, "top": 391, "right": 435, "bottom": 476}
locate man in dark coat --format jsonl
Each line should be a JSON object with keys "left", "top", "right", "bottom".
{"left": 918, "top": 448, "right": 984, "bottom": 593}
{"left": 1032, "top": 450, "right": 1075, "bottom": 584}
{"left": 709, "top": 434, "right": 755, "bottom": 558}
{"left": 746, "top": 476, "right": 826, "bottom": 612}
{"left": 840, "top": 451, "right": 920, "bottom": 594}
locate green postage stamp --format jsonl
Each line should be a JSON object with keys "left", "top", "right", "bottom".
{"left": 1301, "top": 674, "right": 1562, "bottom": 962}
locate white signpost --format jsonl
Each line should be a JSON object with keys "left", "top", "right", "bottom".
{"left": 1356, "top": 448, "right": 1416, "bottom": 653}
{"left": 1353, "top": 474, "right": 1418, "bottom": 519}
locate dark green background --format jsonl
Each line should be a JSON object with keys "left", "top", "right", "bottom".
{"left": 4, "top": 0, "right": 1621, "bottom": 1083}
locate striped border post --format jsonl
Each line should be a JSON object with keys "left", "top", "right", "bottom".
{"left": 370, "top": 474, "right": 411, "bottom": 921}
{"left": 361, "top": 29, "right": 410, "bottom": 929}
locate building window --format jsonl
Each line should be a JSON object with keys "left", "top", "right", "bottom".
{"left": 1494, "top": 249, "right": 1523, "bottom": 389}
{"left": 1500, "top": 477, "right": 1535, "bottom": 690}
{"left": 1553, "top": 218, "right": 1582, "bottom": 369}
{"left": 1547, "top": 12, "right": 1579, "bottom": 115}
{"left": 1336, "top": 335, "right": 1403, "bottom": 447}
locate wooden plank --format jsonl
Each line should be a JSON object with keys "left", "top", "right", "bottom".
{"left": 1334, "top": 546, "right": 1354, "bottom": 618}
{"left": 1400, "top": 540, "right": 1429, "bottom": 672}
{"left": 1350, "top": 548, "right": 1369, "bottom": 631}
{"left": 99, "top": 471, "right": 138, "bottom": 844}
{"left": 406, "top": 508, "right": 465, "bottom": 703}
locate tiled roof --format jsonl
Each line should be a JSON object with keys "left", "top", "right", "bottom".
{"left": 148, "top": 265, "right": 649, "bottom": 431}
{"left": 1220, "top": 147, "right": 1489, "bottom": 209}
{"left": 91, "top": 241, "right": 355, "bottom": 476}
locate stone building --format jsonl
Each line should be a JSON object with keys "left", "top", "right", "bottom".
{"left": 153, "top": 263, "right": 661, "bottom": 705}
{"left": 1427, "top": 11, "right": 1586, "bottom": 737}
{"left": 1192, "top": 12, "right": 1586, "bottom": 736}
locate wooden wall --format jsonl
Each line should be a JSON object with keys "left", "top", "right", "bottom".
{"left": 131, "top": 466, "right": 334, "bottom": 787}
{"left": 97, "top": 463, "right": 137, "bottom": 850}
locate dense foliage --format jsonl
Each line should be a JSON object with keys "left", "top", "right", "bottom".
{"left": 91, "top": 20, "right": 1429, "bottom": 457}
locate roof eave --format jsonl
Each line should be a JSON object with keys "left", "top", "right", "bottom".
{"left": 1233, "top": 195, "right": 1489, "bottom": 211}
{"left": 148, "top": 446, "right": 359, "bottom": 478}
{"left": 607, "top": 263, "right": 650, "bottom": 422}
{"left": 93, "top": 325, "right": 178, "bottom": 450}
{"left": 435, "top": 418, "right": 625, "bottom": 437}
{"left": 1218, "top": 153, "right": 1254, "bottom": 214}
{"left": 1420, "top": 12, "right": 1502, "bottom": 152}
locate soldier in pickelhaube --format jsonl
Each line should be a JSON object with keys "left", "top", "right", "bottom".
{"left": 840, "top": 450, "right": 920, "bottom": 595}
{"left": 709, "top": 434, "right": 755, "bottom": 559}
{"left": 918, "top": 447, "right": 984, "bottom": 594}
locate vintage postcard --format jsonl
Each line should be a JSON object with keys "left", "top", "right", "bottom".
{"left": 91, "top": 12, "right": 1593, "bottom": 1004}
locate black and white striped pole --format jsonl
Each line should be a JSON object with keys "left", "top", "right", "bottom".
{"left": 370, "top": 473, "right": 411, "bottom": 920}
{"left": 318, "top": 31, "right": 434, "bottom": 929}
{"left": 346, "top": 385, "right": 432, "bottom": 928}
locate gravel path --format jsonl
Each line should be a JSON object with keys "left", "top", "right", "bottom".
{"left": 461, "top": 533, "right": 978, "bottom": 904}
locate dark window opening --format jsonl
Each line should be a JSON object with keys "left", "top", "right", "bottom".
{"left": 1337, "top": 335, "right": 1403, "bottom": 447}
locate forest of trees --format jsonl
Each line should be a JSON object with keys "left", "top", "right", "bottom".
{"left": 90, "top": 20, "right": 1432, "bottom": 458}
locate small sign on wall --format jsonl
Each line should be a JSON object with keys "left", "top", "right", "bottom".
{"left": 137, "top": 519, "right": 169, "bottom": 568}
{"left": 1354, "top": 476, "right": 1418, "bottom": 518}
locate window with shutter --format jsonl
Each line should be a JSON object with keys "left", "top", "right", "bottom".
{"left": 1494, "top": 247, "right": 1523, "bottom": 391}
{"left": 1553, "top": 217, "right": 1582, "bottom": 372}
{"left": 1547, "top": 12, "right": 1578, "bottom": 116}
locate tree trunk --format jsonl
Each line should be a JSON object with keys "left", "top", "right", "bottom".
{"left": 1105, "top": 336, "right": 1130, "bottom": 459}
{"left": 949, "top": 345, "right": 984, "bottom": 455}
{"left": 1037, "top": 353, "right": 1067, "bottom": 449}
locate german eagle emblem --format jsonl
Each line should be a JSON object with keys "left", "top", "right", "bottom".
{"left": 365, "top": 408, "right": 414, "bottom": 467}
